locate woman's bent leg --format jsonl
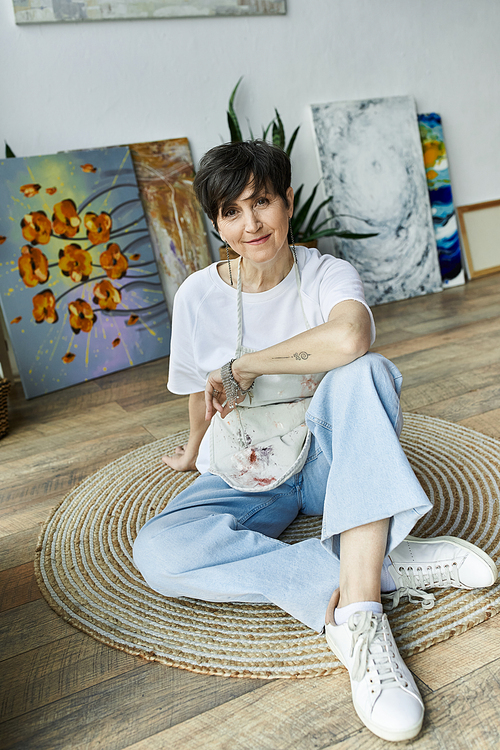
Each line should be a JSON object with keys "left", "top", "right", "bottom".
{"left": 133, "top": 471, "right": 339, "bottom": 632}
{"left": 303, "top": 352, "right": 432, "bottom": 557}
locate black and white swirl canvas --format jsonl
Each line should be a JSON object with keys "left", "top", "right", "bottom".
{"left": 311, "top": 96, "right": 442, "bottom": 306}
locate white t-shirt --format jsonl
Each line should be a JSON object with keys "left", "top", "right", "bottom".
{"left": 167, "top": 246, "right": 376, "bottom": 472}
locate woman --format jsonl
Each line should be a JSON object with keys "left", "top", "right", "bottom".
{"left": 133, "top": 140, "right": 497, "bottom": 743}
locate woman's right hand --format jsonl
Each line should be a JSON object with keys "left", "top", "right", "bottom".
{"left": 162, "top": 444, "right": 197, "bottom": 472}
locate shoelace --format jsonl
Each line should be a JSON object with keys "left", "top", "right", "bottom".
{"left": 348, "top": 612, "right": 408, "bottom": 690}
{"left": 382, "top": 585, "right": 436, "bottom": 611}
{"left": 394, "top": 562, "right": 461, "bottom": 590}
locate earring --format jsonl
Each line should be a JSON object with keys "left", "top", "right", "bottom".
{"left": 224, "top": 241, "right": 233, "bottom": 286}
{"left": 289, "top": 222, "right": 297, "bottom": 265}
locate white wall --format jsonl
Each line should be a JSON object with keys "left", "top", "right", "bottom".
{"left": 1, "top": 0, "right": 499, "bottom": 259}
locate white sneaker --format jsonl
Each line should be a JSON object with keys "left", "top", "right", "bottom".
{"left": 388, "top": 535, "right": 498, "bottom": 597}
{"left": 326, "top": 611, "right": 424, "bottom": 742}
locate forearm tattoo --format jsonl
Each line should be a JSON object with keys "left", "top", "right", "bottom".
{"left": 272, "top": 351, "right": 311, "bottom": 361}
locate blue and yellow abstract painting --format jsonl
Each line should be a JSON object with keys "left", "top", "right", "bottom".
{"left": 418, "top": 113, "right": 464, "bottom": 287}
{"left": 0, "top": 146, "right": 170, "bottom": 399}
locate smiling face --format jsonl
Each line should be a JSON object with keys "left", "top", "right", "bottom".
{"left": 217, "top": 181, "right": 294, "bottom": 267}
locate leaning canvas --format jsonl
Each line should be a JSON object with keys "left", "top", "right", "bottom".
{"left": 311, "top": 96, "right": 442, "bottom": 306}
{"left": 418, "top": 113, "right": 465, "bottom": 288}
{"left": 129, "top": 139, "right": 211, "bottom": 317}
{"left": 0, "top": 146, "right": 170, "bottom": 399}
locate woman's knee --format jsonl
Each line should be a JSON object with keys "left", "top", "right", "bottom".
{"left": 133, "top": 513, "right": 192, "bottom": 581}
{"left": 320, "top": 353, "right": 401, "bottom": 392}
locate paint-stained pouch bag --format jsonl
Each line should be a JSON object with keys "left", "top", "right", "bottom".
{"left": 209, "top": 389, "right": 313, "bottom": 493}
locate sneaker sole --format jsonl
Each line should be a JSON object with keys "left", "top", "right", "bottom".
{"left": 325, "top": 627, "right": 423, "bottom": 742}
{"left": 357, "top": 708, "right": 423, "bottom": 742}
{"left": 406, "top": 535, "right": 498, "bottom": 587}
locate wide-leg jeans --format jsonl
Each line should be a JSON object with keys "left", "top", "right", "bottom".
{"left": 133, "top": 353, "right": 432, "bottom": 632}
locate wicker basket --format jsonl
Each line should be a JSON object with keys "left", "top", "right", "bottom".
{"left": 0, "top": 379, "right": 11, "bottom": 439}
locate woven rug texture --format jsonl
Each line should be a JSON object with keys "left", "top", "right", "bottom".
{"left": 35, "top": 414, "right": 500, "bottom": 679}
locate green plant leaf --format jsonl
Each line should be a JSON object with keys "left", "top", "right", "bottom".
{"left": 227, "top": 113, "right": 242, "bottom": 143}
{"left": 285, "top": 126, "right": 300, "bottom": 157}
{"left": 293, "top": 182, "right": 319, "bottom": 233}
{"left": 227, "top": 77, "right": 244, "bottom": 142}
{"left": 299, "top": 227, "right": 378, "bottom": 242}
{"left": 303, "top": 195, "right": 333, "bottom": 237}
{"left": 5, "top": 142, "right": 15, "bottom": 158}
{"left": 292, "top": 184, "right": 304, "bottom": 215}
{"left": 332, "top": 231, "right": 379, "bottom": 239}
{"left": 262, "top": 119, "right": 274, "bottom": 141}
{"left": 272, "top": 110, "right": 286, "bottom": 149}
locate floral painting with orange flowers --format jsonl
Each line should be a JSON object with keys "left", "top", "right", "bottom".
{"left": 0, "top": 146, "right": 170, "bottom": 398}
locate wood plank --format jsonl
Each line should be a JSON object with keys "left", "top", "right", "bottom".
{"left": 0, "top": 526, "right": 41, "bottom": 571}
{"left": 400, "top": 362, "right": 500, "bottom": 413}
{"left": 422, "top": 659, "right": 500, "bottom": 750}
{"left": 0, "top": 661, "right": 268, "bottom": 750}
{"left": 0, "top": 427, "right": 156, "bottom": 509}
{"left": 406, "top": 614, "right": 500, "bottom": 691}
{"left": 0, "top": 632, "right": 143, "bottom": 724}
{"left": 389, "top": 332, "right": 500, "bottom": 388}
{"left": 0, "top": 600, "right": 75, "bottom": 662}
{"left": 1, "top": 399, "right": 183, "bottom": 463}
{"left": 6, "top": 357, "right": 171, "bottom": 432}
{"left": 459, "top": 408, "right": 500, "bottom": 439}
{"left": 0, "top": 496, "right": 60, "bottom": 539}
{"left": 0, "top": 562, "right": 42, "bottom": 612}
{"left": 373, "top": 315, "right": 500, "bottom": 360}
{"left": 407, "top": 381, "right": 500, "bottom": 422}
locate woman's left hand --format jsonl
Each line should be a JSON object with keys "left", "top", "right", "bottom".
{"left": 204, "top": 362, "right": 255, "bottom": 421}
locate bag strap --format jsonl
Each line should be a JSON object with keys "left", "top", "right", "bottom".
{"left": 235, "top": 252, "right": 311, "bottom": 350}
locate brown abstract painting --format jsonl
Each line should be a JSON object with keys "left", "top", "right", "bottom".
{"left": 129, "top": 138, "right": 212, "bottom": 316}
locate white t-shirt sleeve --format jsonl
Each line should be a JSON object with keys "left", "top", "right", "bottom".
{"left": 301, "top": 250, "right": 376, "bottom": 345}
{"left": 167, "top": 273, "right": 209, "bottom": 395}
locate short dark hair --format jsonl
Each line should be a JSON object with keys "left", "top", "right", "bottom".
{"left": 193, "top": 140, "right": 292, "bottom": 229}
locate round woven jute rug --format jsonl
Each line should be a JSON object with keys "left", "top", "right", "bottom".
{"left": 35, "top": 414, "right": 500, "bottom": 679}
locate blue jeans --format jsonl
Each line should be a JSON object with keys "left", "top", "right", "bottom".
{"left": 133, "top": 354, "right": 432, "bottom": 631}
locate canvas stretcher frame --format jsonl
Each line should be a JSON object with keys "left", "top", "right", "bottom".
{"left": 456, "top": 199, "right": 500, "bottom": 279}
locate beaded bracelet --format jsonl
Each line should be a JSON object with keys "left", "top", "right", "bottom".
{"left": 220, "top": 359, "right": 253, "bottom": 410}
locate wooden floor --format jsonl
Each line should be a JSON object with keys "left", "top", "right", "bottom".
{"left": 1, "top": 272, "right": 500, "bottom": 750}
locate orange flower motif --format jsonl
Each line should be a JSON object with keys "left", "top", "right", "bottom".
{"left": 33, "top": 290, "right": 58, "bottom": 324}
{"left": 84, "top": 212, "right": 112, "bottom": 245}
{"left": 0, "top": 236, "right": 6, "bottom": 244}
{"left": 52, "top": 199, "right": 81, "bottom": 239}
{"left": 62, "top": 352, "right": 76, "bottom": 363}
{"left": 81, "top": 164, "right": 96, "bottom": 173}
{"left": 20, "top": 183, "right": 41, "bottom": 197}
{"left": 100, "top": 243, "right": 128, "bottom": 279}
{"left": 21, "top": 211, "right": 51, "bottom": 245}
{"left": 10, "top": 316, "right": 22, "bottom": 324}
{"left": 68, "top": 299, "right": 97, "bottom": 334}
{"left": 18, "top": 245, "right": 50, "bottom": 288}
{"left": 93, "top": 280, "right": 121, "bottom": 310}
{"left": 58, "top": 243, "right": 93, "bottom": 283}
{"left": 112, "top": 337, "right": 121, "bottom": 348}
{"left": 46, "top": 187, "right": 57, "bottom": 195}
{"left": 126, "top": 315, "right": 139, "bottom": 326}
